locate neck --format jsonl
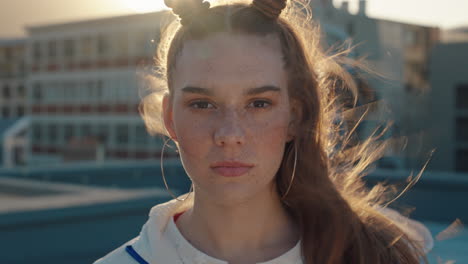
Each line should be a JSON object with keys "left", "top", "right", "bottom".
{"left": 176, "top": 188, "right": 299, "bottom": 264}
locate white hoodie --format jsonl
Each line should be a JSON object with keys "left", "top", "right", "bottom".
{"left": 93, "top": 195, "right": 433, "bottom": 264}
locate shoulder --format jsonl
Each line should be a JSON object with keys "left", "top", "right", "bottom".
{"left": 93, "top": 238, "right": 138, "bottom": 264}
{"left": 93, "top": 197, "right": 193, "bottom": 264}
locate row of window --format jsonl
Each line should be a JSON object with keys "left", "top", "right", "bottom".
{"left": 31, "top": 78, "right": 139, "bottom": 103}
{"left": 1, "top": 106, "right": 25, "bottom": 118}
{"left": 0, "top": 45, "right": 25, "bottom": 62}
{"left": 0, "top": 61, "right": 26, "bottom": 78}
{"left": 31, "top": 122, "right": 162, "bottom": 148}
{"left": 1, "top": 84, "right": 26, "bottom": 99}
{"left": 454, "top": 83, "right": 468, "bottom": 172}
{"left": 31, "top": 30, "right": 159, "bottom": 63}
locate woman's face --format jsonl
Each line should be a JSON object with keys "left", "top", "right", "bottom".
{"left": 163, "top": 32, "right": 294, "bottom": 204}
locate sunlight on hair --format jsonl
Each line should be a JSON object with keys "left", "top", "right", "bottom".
{"left": 437, "top": 257, "right": 456, "bottom": 264}
{"left": 435, "top": 219, "right": 465, "bottom": 241}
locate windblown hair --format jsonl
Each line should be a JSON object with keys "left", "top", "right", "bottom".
{"left": 140, "top": 0, "right": 427, "bottom": 263}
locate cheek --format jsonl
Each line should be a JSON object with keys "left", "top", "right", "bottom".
{"left": 249, "top": 114, "right": 290, "bottom": 169}
{"left": 256, "top": 122, "right": 287, "bottom": 148}
{"left": 252, "top": 110, "right": 290, "bottom": 144}
{"left": 172, "top": 111, "right": 212, "bottom": 157}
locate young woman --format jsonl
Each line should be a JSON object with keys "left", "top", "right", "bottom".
{"left": 95, "top": 0, "right": 433, "bottom": 263}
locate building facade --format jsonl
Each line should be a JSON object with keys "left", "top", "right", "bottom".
{"left": 311, "top": 0, "right": 440, "bottom": 169}
{"left": 429, "top": 42, "right": 468, "bottom": 172}
{"left": 0, "top": 38, "right": 28, "bottom": 167}
{"left": 3, "top": 3, "right": 459, "bottom": 171}
{"left": 25, "top": 12, "right": 174, "bottom": 165}
{"left": 0, "top": 38, "right": 27, "bottom": 119}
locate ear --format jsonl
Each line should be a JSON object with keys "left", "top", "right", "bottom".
{"left": 162, "top": 94, "right": 178, "bottom": 141}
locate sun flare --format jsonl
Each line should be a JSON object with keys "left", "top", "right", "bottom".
{"left": 119, "top": 0, "right": 168, "bottom": 13}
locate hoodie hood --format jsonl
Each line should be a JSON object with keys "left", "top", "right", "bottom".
{"left": 94, "top": 195, "right": 194, "bottom": 264}
{"left": 132, "top": 195, "right": 194, "bottom": 263}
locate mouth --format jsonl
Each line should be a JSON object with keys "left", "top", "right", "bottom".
{"left": 210, "top": 161, "right": 254, "bottom": 177}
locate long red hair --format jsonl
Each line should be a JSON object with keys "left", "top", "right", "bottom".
{"left": 140, "top": 1, "right": 428, "bottom": 263}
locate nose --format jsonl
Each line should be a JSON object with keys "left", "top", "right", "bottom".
{"left": 213, "top": 111, "right": 245, "bottom": 147}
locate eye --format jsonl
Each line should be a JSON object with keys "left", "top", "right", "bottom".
{"left": 189, "top": 100, "right": 215, "bottom": 109}
{"left": 248, "top": 100, "right": 272, "bottom": 108}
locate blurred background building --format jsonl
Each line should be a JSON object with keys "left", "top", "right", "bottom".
{"left": 23, "top": 12, "right": 174, "bottom": 166}
{"left": 0, "top": 38, "right": 28, "bottom": 168}
{"left": 313, "top": 0, "right": 447, "bottom": 171}
{"left": 429, "top": 42, "right": 468, "bottom": 172}
{"left": 1, "top": 1, "right": 465, "bottom": 172}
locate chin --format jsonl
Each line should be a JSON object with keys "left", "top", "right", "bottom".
{"left": 201, "top": 181, "right": 275, "bottom": 206}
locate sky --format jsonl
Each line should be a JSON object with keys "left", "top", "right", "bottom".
{"left": 0, "top": 0, "right": 467, "bottom": 38}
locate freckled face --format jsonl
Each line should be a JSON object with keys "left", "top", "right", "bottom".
{"left": 163, "top": 32, "right": 293, "bottom": 204}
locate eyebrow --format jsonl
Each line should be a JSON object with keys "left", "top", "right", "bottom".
{"left": 245, "top": 85, "right": 281, "bottom": 95}
{"left": 181, "top": 86, "right": 213, "bottom": 96}
{"left": 181, "top": 85, "right": 281, "bottom": 96}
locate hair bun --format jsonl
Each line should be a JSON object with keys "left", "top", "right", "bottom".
{"left": 164, "top": 0, "right": 211, "bottom": 26}
{"left": 251, "top": 0, "right": 287, "bottom": 19}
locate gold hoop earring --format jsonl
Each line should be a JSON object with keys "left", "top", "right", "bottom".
{"left": 161, "top": 137, "right": 193, "bottom": 201}
{"left": 281, "top": 143, "right": 297, "bottom": 200}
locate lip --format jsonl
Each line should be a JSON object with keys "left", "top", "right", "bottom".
{"left": 210, "top": 161, "right": 254, "bottom": 177}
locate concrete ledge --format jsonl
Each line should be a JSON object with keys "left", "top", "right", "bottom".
{"left": 0, "top": 177, "right": 172, "bottom": 264}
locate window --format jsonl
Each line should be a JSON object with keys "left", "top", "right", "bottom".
{"left": 64, "top": 39, "right": 74, "bottom": 58}
{"left": 135, "top": 124, "right": 149, "bottom": 146}
{"left": 456, "top": 117, "right": 468, "bottom": 142}
{"left": 18, "top": 61, "right": 26, "bottom": 76}
{"left": 33, "top": 42, "right": 41, "bottom": 60}
{"left": 54, "top": 82, "right": 64, "bottom": 102}
{"left": 63, "top": 82, "right": 72, "bottom": 101}
{"left": 456, "top": 84, "right": 468, "bottom": 110}
{"left": 96, "top": 80, "right": 103, "bottom": 99}
{"left": 97, "top": 34, "right": 110, "bottom": 56}
{"left": 48, "top": 40, "right": 57, "bottom": 59}
{"left": 81, "top": 124, "right": 92, "bottom": 138}
{"left": 17, "top": 85, "right": 25, "bottom": 98}
{"left": 68, "top": 82, "right": 77, "bottom": 102}
{"left": 17, "top": 106, "right": 24, "bottom": 117}
{"left": 116, "top": 124, "right": 129, "bottom": 145}
{"left": 48, "top": 124, "right": 58, "bottom": 143}
{"left": 96, "top": 124, "right": 109, "bottom": 145}
{"left": 33, "top": 124, "right": 42, "bottom": 141}
{"left": 4, "top": 47, "right": 13, "bottom": 61}
{"left": 456, "top": 149, "right": 468, "bottom": 172}
{"left": 2, "top": 84, "right": 10, "bottom": 98}
{"left": 80, "top": 36, "right": 93, "bottom": 59}
{"left": 1, "top": 107, "right": 9, "bottom": 118}
{"left": 33, "top": 83, "right": 42, "bottom": 101}
{"left": 64, "top": 124, "right": 74, "bottom": 142}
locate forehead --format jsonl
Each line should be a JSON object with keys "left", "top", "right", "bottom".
{"left": 172, "top": 32, "right": 287, "bottom": 91}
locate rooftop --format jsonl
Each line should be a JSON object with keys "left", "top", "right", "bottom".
{"left": 0, "top": 176, "right": 167, "bottom": 214}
